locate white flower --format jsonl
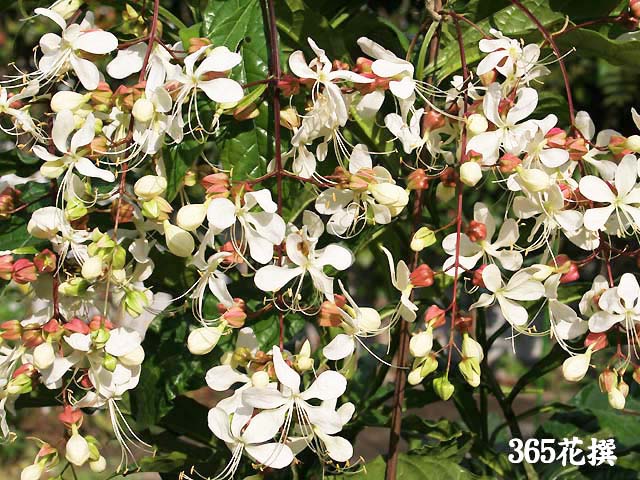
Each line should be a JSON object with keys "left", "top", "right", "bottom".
{"left": 107, "top": 41, "right": 182, "bottom": 91}
{"left": 357, "top": 36, "right": 416, "bottom": 114}
{"left": 466, "top": 83, "right": 538, "bottom": 165}
{"left": 207, "top": 189, "right": 285, "bottom": 264}
{"left": 442, "top": 202, "right": 522, "bottom": 275}
{"left": 254, "top": 211, "right": 352, "bottom": 304}
{"left": 315, "top": 145, "right": 403, "bottom": 236}
{"left": 132, "top": 87, "right": 173, "bottom": 155}
{"left": 384, "top": 108, "right": 425, "bottom": 154}
{"left": 470, "top": 264, "right": 544, "bottom": 326}
{"left": 34, "top": 9, "right": 117, "bottom": 90}
{"left": 242, "top": 346, "right": 349, "bottom": 460}
{"left": 544, "top": 273, "right": 588, "bottom": 348}
{"left": 523, "top": 114, "right": 570, "bottom": 168}
{"left": 0, "top": 83, "right": 44, "bottom": 140}
{"left": 588, "top": 273, "right": 640, "bottom": 335}
{"left": 322, "top": 281, "right": 382, "bottom": 360}
{"left": 289, "top": 38, "right": 372, "bottom": 127}
{"left": 579, "top": 154, "right": 640, "bottom": 233}
{"left": 65, "top": 432, "right": 90, "bottom": 466}
{"left": 189, "top": 252, "right": 234, "bottom": 322}
{"left": 32, "top": 111, "right": 115, "bottom": 182}
{"left": 381, "top": 247, "right": 418, "bottom": 322}
{"left": 208, "top": 405, "right": 294, "bottom": 476}
{"left": 562, "top": 350, "right": 591, "bottom": 382}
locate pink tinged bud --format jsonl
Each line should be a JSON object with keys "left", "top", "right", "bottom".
{"left": 43, "top": 318, "right": 62, "bottom": 334}
{"left": 12, "top": 259, "right": 37, "bottom": 284}
{"left": 472, "top": 264, "right": 488, "bottom": 288}
{"left": 0, "top": 254, "right": 13, "bottom": 280}
{"left": 64, "top": 317, "right": 91, "bottom": 335}
{"left": 222, "top": 306, "right": 246, "bottom": 328}
{"left": 202, "top": 173, "right": 230, "bottom": 197}
{"left": 1, "top": 320, "right": 21, "bottom": 340}
{"left": 585, "top": 332, "right": 608, "bottom": 351}
{"left": 58, "top": 405, "right": 83, "bottom": 428}
{"left": 410, "top": 264, "right": 434, "bottom": 288}
{"left": 498, "top": 153, "right": 521, "bottom": 173}
{"left": 65, "top": 432, "right": 90, "bottom": 466}
{"left": 424, "top": 305, "right": 445, "bottom": 328}
{"left": 407, "top": 169, "right": 429, "bottom": 191}
{"left": 354, "top": 57, "right": 373, "bottom": 73}
{"left": 34, "top": 249, "right": 56, "bottom": 273}
{"left": 545, "top": 127, "right": 567, "bottom": 148}
{"left": 466, "top": 220, "right": 487, "bottom": 242}
{"left": 562, "top": 351, "right": 591, "bottom": 382}
{"left": 598, "top": 369, "right": 618, "bottom": 393}
{"left": 619, "top": 379, "right": 629, "bottom": 397}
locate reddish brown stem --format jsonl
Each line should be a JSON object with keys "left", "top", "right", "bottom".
{"left": 509, "top": 0, "right": 576, "bottom": 129}
{"left": 139, "top": 0, "right": 161, "bottom": 83}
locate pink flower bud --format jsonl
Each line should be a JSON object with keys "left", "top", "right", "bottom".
{"left": 466, "top": 220, "right": 487, "bottom": 242}
{"left": 0, "top": 254, "right": 13, "bottom": 280}
{"left": 424, "top": 305, "right": 445, "bottom": 328}
{"left": 407, "top": 169, "right": 429, "bottom": 191}
{"left": 58, "top": 405, "right": 83, "bottom": 427}
{"left": 585, "top": 332, "right": 608, "bottom": 351}
{"left": 34, "top": 249, "right": 56, "bottom": 274}
{"left": 12, "top": 259, "right": 37, "bottom": 284}
{"left": 472, "top": 264, "right": 488, "bottom": 288}
{"left": 498, "top": 153, "right": 521, "bottom": 173}
{"left": 410, "top": 264, "right": 434, "bottom": 288}
{"left": 64, "top": 317, "right": 91, "bottom": 335}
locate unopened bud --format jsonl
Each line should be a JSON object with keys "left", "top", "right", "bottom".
{"left": 119, "top": 345, "right": 145, "bottom": 366}
{"left": 134, "top": 175, "right": 167, "bottom": 200}
{"left": 467, "top": 114, "right": 488, "bottom": 135}
{"left": 499, "top": 153, "right": 521, "bottom": 173}
{"left": 251, "top": 370, "right": 270, "bottom": 387}
{"left": 411, "top": 226, "right": 436, "bottom": 252}
{"left": 562, "top": 351, "right": 591, "bottom": 382}
{"left": 132, "top": 97, "right": 155, "bottom": 123}
{"left": 0, "top": 254, "right": 13, "bottom": 280}
{"left": 51, "top": 91, "right": 89, "bottom": 112}
{"left": 408, "top": 367, "right": 425, "bottom": 385}
{"left": 66, "top": 432, "right": 90, "bottom": 466}
{"left": 608, "top": 387, "right": 626, "bottom": 410}
{"left": 460, "top": 161, "right": 482, "bottom": 187}
{"left": 163, "top": 221, "right": 194, "bottom": 257}
{"left": 12, "top": 259, "right": 37, "bottom": 284}
{"left": 424, "top": 305, "right": 446, "bottom": 328}
{"left": 20, "top": 463, "right": 44, "bottom": 480}
{"left": 462, "top": 333, "right": 484, "bottom": 362}
{"left": 280, "top": 107, "right": 300, "bottom": 130}
{"left": 466, "top": 220, "right": 487, "bottom": 242}
{"left": 420, "top": 354, "right": 438, "bottom": 377}
{"left": 407, "top": 169, "right": 429, "bottom": 190}
{"left": 459, "top": 357, "right": 481, "bottom": 387}
{"left": 409, "top": 328, "right": 433, "bottom": 358}
{"left": 187, "top": 325, "right": 225, "bottom": 355}
{"left": 176, "top": 203, "right": 208, "bottom": 232}
{"left": 89, "top": 456, "right": 107, "bottom": 473}
{"left": 433, "top": 375, "right": 455, "bottom": 400}
{"left": 409, "top": 264, "right": 434, "bottom": 288}
{"left": 33, "top": 342, "right": 55, "bottom": 370}
{"left": 81, "top": 256, "right": 103, "bottom": 281}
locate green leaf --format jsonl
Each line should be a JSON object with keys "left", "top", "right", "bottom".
{"left": 555, "top": 29, "right": 640, "bottom": 69}
{"left": 203, "top": 0, "right": 271, "bottom": 179}
{"left": 507, "top": 344, "right": 566, "bottom": 404}
{"left": 164, "top": 138, "right": 204, "bottom": 202}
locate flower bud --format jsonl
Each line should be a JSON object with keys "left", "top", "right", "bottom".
{"left": 0, "top": 254, "right": 13, "bottom": 280}
{"left": 163, "top": 221, "right": 195, "bottom": 257}
{"left": 12, "top": 259, "right": 37, "bottom": 284}
{"left": 81, "top": 256, "right": 103, "bottom": 281}
{"left": 358, "top": 307, "right": 381, "bottom": 333}
{"left": 119, "top": 345, "right": 145, "bottom": 366}
{"left": 458, "top": 357, "right": 481, "bottom": 387}
{"left": 202, "top": 173, "right": 230, "bottom": 197}
{"left": 516, "top": 167, "right": 550, "bottom": 192}
{"left": 103, "top": 353, "right": 117, "bottom": 372}
{"left": 90, "top": 456, "right": 107, "bottom": 473}
{"left": 619, "top": 378, "right": 629, "bottom": 397}
{"left": 124, "top": 289, "right": 149, "bottom": 317}
{"left": 187, "top": 325, "right": 224, "bottom": 355}
{"left": 411, "top": 227, "right": 436, "bottom": 252}
{"left": 459, "top": 161, "right": 482, "bottom": 187}
{"left": 7, "top": 372, "right": 33, "bottom": 394}
{"left": 625, "top": 135, "right": 640, "bottom": 153}
{"left": 424, "top": 305, "right": 446, "bottom": 328}
{"left": 34, "top": 250, "right": 56, "bottom": 273}
{"left": 33, "top": 342, "right": 55, "bottom": 370}
{"left": 408, "top": 367, "right": 425, "bottom": 385}
{"left": 433, "top": 375, "right": 455, "bottom": 400}
{"left": 58, "top": 277, "right": 89, "bottom": 297}
{"left": 251, "top": 370, "right": 270, "bottom": 387}
{"left": 66, "top": 432, "right": 90, "bottom": 466}
{"left": 1, "top": 320, "right": 22, "bottom": 340}
{"left": 296, "top": 355, "right": 314, "bottom": 372}
{"left": 562, "top": 351, "right": 591, "bottom": 382}
{"left": 585, "top": 332, "right": 608, "bottom": 352}
{"left": 134, "top": 175, "right": 167, "bottom": 201}
{"left": 407, "top": 169, "right": 429, "bottom": 190}
{"left": 132, "top": 98, "right": 155, "bottom": 123}
{"left": 420, "top": 354, "right": 438, "bottom": 377}
{"left": 462, "top": 334, "right": 484, "bottom": 362}
{"left": 51, "top": 91, "right": 89, "bottom": 113}
{"left": 423, "top": 110, "right": 446, "bottom": 131}
{"left": 608, "top": 387, "right": 626, "bottom": 410}
{"left": 632, "top": 0, "right": 640, "bottom": 18}
{"left": 51, "top": 0, "right": 84, "bottom": 19}
{"left": 58, "top": 405, "right": 83, "bottom": 427}
{"left": 498, "top": 153, "right": 521, "bottom": 173}
{"left": 409, "top": 329, "right": 433, "bottom": 358}
{"left": 409, "top": 264, "right": 434, "bottom": 288}
{"left": 466, "top": 220, "right": 487, "bottom": 242}
{"left": 280, "top": 107, "right": 300, "bottom": 129}
{"left": 369, "top": 183, "right": 409, "bottom": 208}
{"left": 20, "top": 463, "right": 44, "bottom": 480}
{"left": 467, "top": 114, "right": 488, "bottom": 135}
{"left": 176, "top": 203, "right": 208, "bottom": 232}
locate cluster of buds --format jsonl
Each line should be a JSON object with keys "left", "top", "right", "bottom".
{"left": 408, "top": 306, "right": 445, "bottom": 386}
{"left": 0, "top": 250, "right": 57, "bottom": 286}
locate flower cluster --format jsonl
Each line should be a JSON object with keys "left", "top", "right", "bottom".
{"left": 1, "top": 0, "right": 640, "bottom": 478}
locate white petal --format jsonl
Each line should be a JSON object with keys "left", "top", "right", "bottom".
{"left": 74, "top": 31, "right": 118, "bottom": 54}
{"left": 583, "top": 205, "right": 615, "bottom": 232}
{"left": 107, "top": 43, "right": 146, "bottom": 79}
{"left": 207, "top": 197, "right": 236, "bottom": 231}
{"left": 197, "top": 46, "right": 242, "bottom": 73}
{"left": 588, "top": 311, "right": 622, "bottom": 333}
{"left": 317, "top": 432, "right": 353, "bottom": 463}
{"left": 74, "top": 157, "right": 115, "bottom": 182}
{"left": 242, "top": 386, "right": 289, "bottom": 409}
{"left": 205, "top": 364, "right": 249, "bottom": 391}
{"left": 254, "top": 265, "right": 303, "bottom": 292}
{"left": 245, "top": 443, "right": 294, "bottom": 469}
{"left": 52, "top": 110, "right": 74, "bottom": 153}
{"left": 579, "top": 176, "right": 615, "bottom": 203}
{"left": 288, "top": 50, "right": 316, "bottom": 79}
{"left": 617, "top": 273, "right": 640, "bottom": 306}
{"left": 245, "top": 189, "right": 277, "bottom": 213}
{"left": 272, "top": 346, "right": 300, "bottom": 391}
{"left": 616, "top": 154, "right": 638, "bottom": 198}
{"left": 389, "top": 77, "right": 415, "bottom": 100}
{"left": 507, "top": 87, "right": 538, "bottom": 125}
{"left": 497, "top": 295, "right": 528, "bottom": 326}
{"left": 481, "top": 264, "right": 502, "bottom": 293}
{"left": 242, "top": 406, "right": 287, "bottom": 444}
{"left": 70, "top": 55, "right": 100, "bottom": 90}
{"left": 35, "top": 8, "right": 66, "bottom": 30}
{"left": 322, "top": 334, "right": 355, "bottom": 360}
{"left": 315, "top": 244, "right": 353, "bottom": 270}
{"left": 104, "top": 328, "right": 141, "bottom": 357}
{"left": 199, "top": 78, "right": 244, "bottom": 104}
{"left": 575, "top": 111, "right": 595, "bottom": 140}
{"left": 300, "top": 370, "right": 347, "bottom": 401}
{"left": 70, "top": 114, "right": 95, "bottom": 152}
{"left": 207, "top": 407, "right": 234, "bottom": 443}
